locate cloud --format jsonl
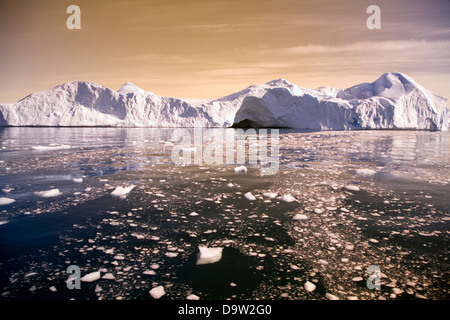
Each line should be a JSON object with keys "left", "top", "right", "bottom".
{"left": 259, "top": 40, "right": 450, "bottom": 55}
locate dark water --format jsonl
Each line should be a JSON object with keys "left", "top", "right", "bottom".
{"left": 0, "top": 127, "right": 448, "bottom": 300}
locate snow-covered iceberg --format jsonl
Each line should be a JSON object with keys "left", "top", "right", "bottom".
{"left": 0, "top": 73, "right": 448, "bottom": 131}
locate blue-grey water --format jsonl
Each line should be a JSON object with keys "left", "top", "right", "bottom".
{"left": 0, "top": 127, "right": 448, "bottom": 300}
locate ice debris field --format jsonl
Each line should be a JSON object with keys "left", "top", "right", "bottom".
{"left": 0, "top": 127, "right": 448, "bottom": 300}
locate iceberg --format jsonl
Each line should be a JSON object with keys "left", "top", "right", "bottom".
{"left": 0, "top": 73, "right": 447, "bottom": 131}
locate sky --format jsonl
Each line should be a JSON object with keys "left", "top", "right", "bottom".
{"left": 0, "top": 0, "right": 449, "bottom": 103}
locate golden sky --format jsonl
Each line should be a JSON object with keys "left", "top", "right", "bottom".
{"left": 0, "top": 0, "right": 449, "bottom": 103}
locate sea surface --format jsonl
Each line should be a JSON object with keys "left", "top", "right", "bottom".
{"left": 0, "top": 127, "right": 448, "bottom": 300}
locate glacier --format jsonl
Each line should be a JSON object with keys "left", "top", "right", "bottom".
{"left": 0, "top": 72, "right": 448, "bottom": 131}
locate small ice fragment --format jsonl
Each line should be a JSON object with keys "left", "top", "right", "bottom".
{"left": 111, "top": 185, "right": 135, "bottom": 197}
{"left": 234, "top": 166, "right": 247, "bottom": 174}
{"left": 318, "top": 259, "right": 328, "bottom": 265}
{"left": 150, "top": 264, "right": 160, "bottom": 270}
{"left": 262, "top": 192, "right": 278, "bottom": 199}
{"left": 293, "top": 214, "right": 308, "bottom": 220}
{"left": 73, "top": 178, "right": 83, "bottom": 183}
{"left": 0, "top": 197, "right": 15, "bottom": 205}
{"left": 49, "top": 286, "right": 57, "bottom": 292}
{"left": 32, "top": 145, "right": 70, "bottom": 151}
{"left": 34, "top": 189, "right": 62, "bottom": 198}
{"left": 189, "top": 211, "right": 199, "bottom": 216}
{"left": 186, "top": 294, "right": 200, "bottom": 300}
{"left": 277, "top": 194, "right": 296, "bottom": 202}
{"left": 304, "top": 281, "right": 316, "bottom": 292}
{"left": 196, "top": 246, "right": 223, "bottom": 265}
{"left": 355, "top": 169, "right": 376, "bottom": 177}
{"left": 244, "top": 192, "right": 256, "bottom": 201}
{"left": 352, "top": 277, "right": 364, "bottom": 282}
{"left": 81, "top": 271, "right": 101, "bottom": 282}
{"left": 101, "top": 273, "right": 115, "bottom": 280}
{"left": 149, "top": 285, "right": 165, "bottom": 299}
{"left": 24, "top": 272, "right": 38, "bottom": 278}
{"left": 326, "top": 293, "right": 339, "bottom": 300}
{"left": 165, "top": 252, "right": 178, "bottom": 258}
{"left": 227, "top": 183, "right": 234, "bottom": 187}
{"left": 143, "top": 270, "right": 156, "bottom": 275}
{"left": 345, "top": 185, "right": 360, "bottom": 192}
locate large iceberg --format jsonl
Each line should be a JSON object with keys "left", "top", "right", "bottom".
{"left": 0, "top": 73, "right": 448, "bottom": 131}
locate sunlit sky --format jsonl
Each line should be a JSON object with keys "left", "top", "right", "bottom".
{"left": 0, "top": 0, "right": 449, "bottom": 103}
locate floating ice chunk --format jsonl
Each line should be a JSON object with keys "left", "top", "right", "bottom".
{"left": 318, "top": 259, "right": 328, "bottom": 265}
{"left": 32, "top": 145, "right": 71, "bottom": 151}
{"left": 0, "top": 221, "right": 8, "bottom": 226}
{"left": 24, "top": 272, "right": 38, "bottom": 278}
{"left": 101, "top": 273, "right": 115, "bottom": 280}
{"left": 81, "top": 271, "right": 101, "bottom": 282}
{"left": 304, "top": 281, "right": 316, "bottom": 292}
{"left": 277, "top": 194, "right": 296, "bottom": 202}
{"left": 34, "top": 189, "right": 62, "bottom": 198}
{"left": 111, "top": 185, "right": 135, "bottom": 197}
{"left": 73, "top": 178, "right": 83, "bottom": 183}
{"left": 293, "top": 214, "right": 308, "bottom": 220}
{"left": 186, "top": 294, "right": 200, "bottom": 300}
{"left": 143, "top": 270, "right": 156, "bottom": 275}
{"left": 2, "top": 187, "right": 13, "bottom": 193}
{"left": 356, "top": 169, "right": 376, "bottom": 177}
{"left": 196, "top": 245, "right": 223, "bottom": 265}
{"left": 227, "top": 183, "right": 234, "bottom": 187}
{"left": 345, "top": 244, "right": 354, "bottom": 251}
{"left": 0, "top": 197, "right": 15, "bottom": 205}
{"left": 189, "top": 211, "right": 199, "bottom": 216}
{"left": 49, "top": 286, "right": 57, "bottom": 292}
{"left": 345, "top": 185, "right": 360, "bottom": 192}
{"left": 262, "top": 192, "right": 278, "bottom": 199}
{"left": 234, "top": 166, "right": 247, "bottom": 174}
{"left": 165, "top": 252, "right": 178, "bottom": 258}
{"left": 149, "top": 285, "right": 165, "bottom": 299}
{"left": 352, "top": 277, "right": 364, "bottom": 282}
{"left": 244, "top": 192, "right": 256, "bottom": 201}
{"left": 326, "top": 293, "right": 339, "bottom": 300}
